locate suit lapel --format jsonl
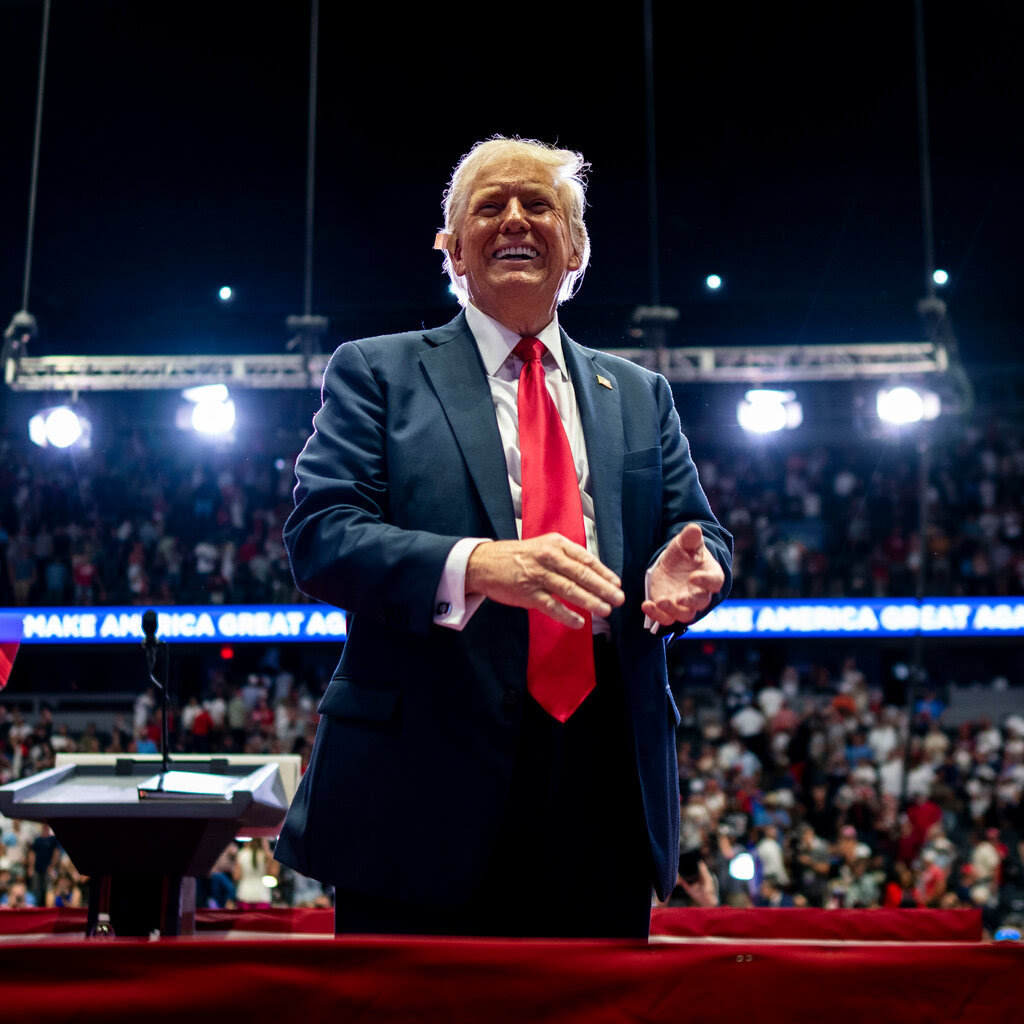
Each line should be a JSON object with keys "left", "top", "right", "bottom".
{"left": 562, "top": 332, "right": 625, "bottom": 580}
{"left": 419, "top": 315, "right": 519, "bottom": 541}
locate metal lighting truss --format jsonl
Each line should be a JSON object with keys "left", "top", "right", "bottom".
{"left": 4, "top": 341, "right": 948, "bottom": 392}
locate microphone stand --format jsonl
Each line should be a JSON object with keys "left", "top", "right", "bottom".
{"left": 141, "top": 611, "right": 171, "bottom": 780}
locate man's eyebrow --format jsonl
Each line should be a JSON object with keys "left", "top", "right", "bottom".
{"left": 473, "top": 180, "right": 555, "bottom": 198}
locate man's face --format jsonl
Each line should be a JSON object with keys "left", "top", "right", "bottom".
{"left": 452, "top": 152, "right": 581, "bottom": 329}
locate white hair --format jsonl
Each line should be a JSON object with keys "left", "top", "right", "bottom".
{"left": 440, "top": 136, "right": 591, "bottom": 306}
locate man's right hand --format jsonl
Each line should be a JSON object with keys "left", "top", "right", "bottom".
{"left": 465, "top": 534, "right": 625, "bottom": 629}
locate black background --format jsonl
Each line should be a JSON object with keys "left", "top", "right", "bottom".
{"left": 1, "top": 1, "right": 1020, "bottom": 364}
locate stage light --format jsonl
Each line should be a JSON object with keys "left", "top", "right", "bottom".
{"left": 219, "top": 285, "right": 233, "bottom": 301}
{"left": 191, "top": 397, "right": 235, "bottom": 435}
{"left": 737, "top": 389, "right": 803, "bottom": 434}
{"left": 28, "top": 414, "right": 47, "bottom": 448}
{"left": 728, "top": 851, "right": 755, "bottom": 881}
{"left": 183, "top": 384, "right": 229, "bottom": 404}
{"left": 876, "top": 385, "right": 940, "bottom": 426}
{"left": 182, "top": 384, "right": 235, "bottom": 437}
{"left": 932, "top": 269, "right": 948, "bottom": 286}
{"left": 705, "top": 274, "right": 722, "bottom": 291}
{"left": 28, "top": 406, "right": 92, "bottom": 449}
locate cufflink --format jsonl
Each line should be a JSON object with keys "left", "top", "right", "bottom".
{"left": 435, "top": 601, "right": 452, "bottom": 616}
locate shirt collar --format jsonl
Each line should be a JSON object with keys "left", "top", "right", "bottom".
{"left": 465, "top": 303, "right": 567, "bottom": 379}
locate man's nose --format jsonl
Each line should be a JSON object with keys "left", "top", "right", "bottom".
{"left": 500, "top": 198, "right": 529, "bottom": 232}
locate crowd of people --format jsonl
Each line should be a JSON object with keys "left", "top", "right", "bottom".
{"left": 2, "top": 654, "right": 1022, "bottom": 937}
{"left": 0, "top": 423, "right": 303, "bottom": 609}
{"left": 690, "top": 416, "right": 1024, "bottom": 600}
{"left": 1, "top": 410, "right": 1023, "bottom": 609}
{"left": 1, "top": 400, "right": 1022, "bottom": 933}
{"left": 665, "top": 660, "right": 1024, "bottom": 939}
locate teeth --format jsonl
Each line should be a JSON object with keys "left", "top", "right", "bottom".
{"left": 494, "top": 246, "right": 538, "bottom": 259}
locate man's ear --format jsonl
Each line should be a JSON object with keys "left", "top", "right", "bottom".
{"left": 451, "top": 235, "right": 465, "bottom": 275}
{"left": 567, "top": 249, "right": 582, "bottom": 272}
{"left": 433, "top": 231, "right": 461, "bottom": 270}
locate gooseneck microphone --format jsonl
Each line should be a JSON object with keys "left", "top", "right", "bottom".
{"left": 140, "top": 609, "right": 170, "bottom": 775}
{"left": 142, "top": 609, "right": 159, "bottom": 655}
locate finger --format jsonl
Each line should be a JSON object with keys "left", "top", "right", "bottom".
{"left": 564, "top": 563, "right": 625, "bottom": 610}
{"left": 533, "top": 592, "right": 587, "bottom": 629}
{"left": 538, "top": 536, "right": 624, "bottom": 608}
{"left": 641, "top": 600, "right": 689, "bottom": 626}
{"left": 541, "top": 569, "right": 619, "bottom": 619}
{"left": 674, "top": 570, "right": 721, "bottom": 595}
{"left": 642, "top": 596, "right": 703, "bottom": 626}
{"left": 679, "top": 522, "right": 705, "bottom": 548}
{"left": 661, "top": 528, "right": 704, "bottom": 572}
{"left": 559, "top": 561, "right": 625, "bottom": 608}
{"left": 545, "top": 534, "right": 623, "bottom": 590}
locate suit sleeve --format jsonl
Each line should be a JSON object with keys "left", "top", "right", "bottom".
{"left": 650, "top": 371, "right": 733, "bottom": 622}
{"left": 284, "top": 341, "right": 462, "bottom": 635}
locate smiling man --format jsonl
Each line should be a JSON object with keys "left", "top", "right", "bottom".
{"left": 275, "top": 137, "right": 732, "bottom": 939}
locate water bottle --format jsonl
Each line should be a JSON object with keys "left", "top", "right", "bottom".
{"left": 87, "top": 912, "right": 117, "bottom": 940}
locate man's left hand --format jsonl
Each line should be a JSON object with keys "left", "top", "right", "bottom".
{"left": 642, "top": 522, "right": 725, "bottom": 628}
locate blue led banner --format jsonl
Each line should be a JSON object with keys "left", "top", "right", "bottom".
{"left": 6, "top": 605, "right": 347, "bottom": 645}
{"left": 686, "top": 598, "right": 1024, "bottom": 638}
{"left": 0, "top": 598, "right": 1021, "bottom": 644}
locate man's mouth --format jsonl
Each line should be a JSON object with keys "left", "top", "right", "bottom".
{"left": 493, "top": 245, "right": 538, "bottom": 261}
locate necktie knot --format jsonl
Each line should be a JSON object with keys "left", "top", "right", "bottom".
{"left": 514, "top": 337, "right": 545, "bottom": 364}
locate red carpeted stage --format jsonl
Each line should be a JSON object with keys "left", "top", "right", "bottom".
{"left": 2, "top": 907, "right": 1020, "bottom": 1023}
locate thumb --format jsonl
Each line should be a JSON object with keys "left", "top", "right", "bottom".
{"left": 670, "top": 523, "right": 705, "bottom": 562}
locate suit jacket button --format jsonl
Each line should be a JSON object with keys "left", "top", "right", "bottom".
{"left": 502, "top": 689, "right": 520, "bottom": 715}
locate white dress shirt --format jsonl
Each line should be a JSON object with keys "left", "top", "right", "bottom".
{"left": 433, "top": 303, "right": 602, "bottom": 631}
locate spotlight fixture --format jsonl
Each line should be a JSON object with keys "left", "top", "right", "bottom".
{"left": 180, "top": 384, "right": 236, "bottom": 437}
{"left": 28, "top": 406, "right": 92, "bottom": 449}
{"left": 737, "top": 389, "right": 803, "bottom": 434}
{"left": 876, "top": 385, "right": 940, "bottom": 426}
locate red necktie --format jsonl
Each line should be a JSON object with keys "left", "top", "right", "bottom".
{"left": 514, "top": 337, "right": 596, "bottom": 722}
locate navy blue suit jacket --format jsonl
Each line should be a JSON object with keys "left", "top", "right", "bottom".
{"left": 275, "top": 312, "right": 732, "bottom": 905}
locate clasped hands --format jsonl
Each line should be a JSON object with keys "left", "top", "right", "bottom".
{"left": 465, "top": 522, "right": 723, "bottom": 630}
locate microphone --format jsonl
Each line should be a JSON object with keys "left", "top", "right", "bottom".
{"left": 140, "top": 607, "right": 170, "bottom": 774}
{"left": 141, "top": 609, "right": 159, "bottom": 654}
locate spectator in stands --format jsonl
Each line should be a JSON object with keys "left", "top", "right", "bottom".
{"left": 794, "top": 824, "right": 831, "bottom": 906}
{"left": 26, "top": 824, "right": 60, "bottom": 908}
{"left": 1, "top": 879, "right": 34, "bottom": 908}
{"left": 883, "top": 861, "right": 918, "bottom": 908}
{"left": 755, "top": 824, "right": 789, "bottom": 887}
{"left": 7, "top": 533, "right": 36, "bottom": 606}
{"left": 45, "top": 860, "right": 84, "bottom": 908}
{"left": 233, "top": 838, "right": 278, "bottom": 909}
{"left": 226, "top": 686, "right": 250, "bottom": 751}
{"left": 970, "top": 828, "right": 1004, "bottom": 902}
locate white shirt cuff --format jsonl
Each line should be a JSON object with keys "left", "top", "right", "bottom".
{"left": 644, "top": 561, "right": 660, "bottom": 634}
{"left": 433, "top": 537, "right": 490, "bottom": 631}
